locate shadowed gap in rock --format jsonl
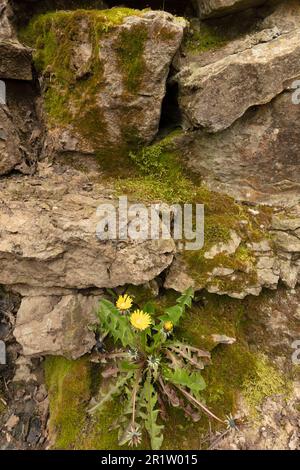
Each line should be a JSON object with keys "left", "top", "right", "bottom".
{"left": 159, "top": 78, "right": 182, "bottom": 133}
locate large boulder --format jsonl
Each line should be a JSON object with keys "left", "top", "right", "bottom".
{"left": 178, "top": 90, "right": 300, "bottom": 206}
{"left": 0, "top": 40, "right": 32, "bottom": 81}
{"left": 22, "top": 9, "right": 186, "bottom": 157}
{"left": 172, "top": 1, "right": 300, "bottom": 206}
{"left": 14, "top": 294, "right": 99, "bottom": 359}
{"left": 175, "top": 27, "right": 300, "bottom": 132}
{"left": 194, "top": 0, "right": 268, "bottom": 19}
{"left": 0, "top": 163, "right": 175, "bottom": 293}
{"left": 0, "top": 1, "right": 32, "bottom": 80}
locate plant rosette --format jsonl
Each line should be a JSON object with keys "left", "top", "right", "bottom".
{"left": 89, "top": 288, "right": 230, "bottom": 450}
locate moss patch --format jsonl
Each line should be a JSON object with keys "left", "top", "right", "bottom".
{"left": 242, "top": 354, "right": 286, "bottom": 416}
{"left": 115, "top": 131, "right": 273, "bottom": 293}
{"left": 184, "top": 22, "right": 226, "bottom": 54}
{"left": 115, "top": 24, "right": 148, "bottom": 94}
{"left": 45, "top": 356, "right": 92, "bottom": 449}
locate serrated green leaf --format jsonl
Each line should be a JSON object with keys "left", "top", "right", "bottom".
{"left": 159, "top": 288, "right": 194, "bottom": 327}
{"left": 139, "top": 378, "right": 164, "bottom": 450}
{"left": 176, "top": 287, "right": 194, "bottom": 308}
{"left": 159, "top": 305, "right": 183, "bottom": 326}
{"left": 163, "top": 367, "right": 206, "bottom": 394}
{"left": 97, "top": 299, "right": 135, "bottom": 348}
{"left": 143, "top": 301, "right": 156, "bottom": 315}
{"left": 120, "top": 360, "right": 140, "bottom": 371}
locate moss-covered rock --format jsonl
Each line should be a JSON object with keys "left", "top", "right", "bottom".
{"left": 20, "top": 9, "right": 186, "bottom": 168}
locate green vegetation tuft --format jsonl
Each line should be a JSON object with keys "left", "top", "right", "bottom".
{"left": 243, "top": 354, "right": 287, "bottom": 416}
{"left": 44, "top": 356, "right": 92, "bottom": 449}
{"left": 115, "top": 25, "right": 148, "bottom": 94}
{"left": 184, "top": 23, "right": 226, "bottom": 53}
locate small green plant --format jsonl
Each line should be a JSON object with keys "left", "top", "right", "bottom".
{"left": 90, "top": 288, "right": 230, "bottom": 449}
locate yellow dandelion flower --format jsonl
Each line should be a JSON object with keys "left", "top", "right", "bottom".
{"left": 116, "top": 294, "right": 133, "bottom": 311}
{"left": 130, "top": 310, "right": 152, "bottom": 331}
{"left": 163, "top": 321, "right": 173, "bottom": 332}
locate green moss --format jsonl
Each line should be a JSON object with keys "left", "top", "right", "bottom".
{"left": 242, "top": 354, "right": 287, "bottom": 416}
{"left": 45, "top": 356, "right": 92, "bottom": 449}
{"left": 116, "top": 131, "right": 272, "bottom": 293}
{"left": 184, "top": 23, "right": 226, "bottom": 53}
{"left": 115, "top": 25, "right": 148, "bottom": 94}
{"left": 44, "top": 355, "right": 141, "bottom": 450}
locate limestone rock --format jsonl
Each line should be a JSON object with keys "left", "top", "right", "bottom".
{"left": 0, "top": 40, "right": 32, "bottom": 81}
{"left": 177, "top": 90, "right": 300, "bottom": 206}
{"left": 204, "top": 230, "right": 241, "bottom": 259}
{"left": 0, "top": 81, "right": 42, "bottom": 176}
{"left": 14, "top": 294, "right": 99, "bottom": 359}
{"left": 195, "top": 0, "right": 267, "bottom": 19}
{"left": 0, "top": 165, "right": 175, "bottom": 293}
{"left": 0, "top": 1, "right": 32, "bottom": 80}
{"left": 0, "top": 107, "right": 23, "bottom": 175}
{"left": 0, "top": 0, "right": 14, "bottom": 40}
{"left": 164, "top": 209, "right": 300, "bottom": 298}
{"left": 26, "top": 10, "right": 186, "bottom": 156}
{"left": 175, "top": 27, "right": 300, "bottom": 132}
{"left": 261, "top": 0, "right": 300, "bottom": 34}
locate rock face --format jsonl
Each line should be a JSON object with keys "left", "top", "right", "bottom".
{"left": 0, "top": 1, "right": 32, "bottom": 80}
{"left": 14, "top": 294, "right": 99, "bottom": 359}
{"left": 165, "top": 205, "right": 300, "bottom": 299}
{"left": 0, "top": 0, "right": 41, "bottom": 176}
{"left": 217, "top": 286, "right": 300, "bottom": 451}
{"left": 172, "top": 1, "right": 300, "bottom": 206}
{"left": 0, "top": 0, "right": 299, "bottom": 451}
{"left": 175, "top": 28, "right": 300, "bottom": 132}
{"left": 22, "top": 9, "right": 186, "bottom": 157}
{"left": 0, "top": 40, "right": 32, "bottom": 81}
{"left": 0, "top": 163, "right": 174, "bottom": 357}
{"left": 0, "top": 107, "right": 22, "bottom": 175}
{"left": 0, "top": 164, "right": 175, "bottom": 294}
{"left": 0, "top": 0, "right": 14, "bottom": 40}
{"left": 0, "top": 80, "right": 42, "bottom": 176}
{"left": 195, "top": 0, "right": 267, "bottom": 18}
{"left": 178, "top": 90, "right": 300, "bottom": 206}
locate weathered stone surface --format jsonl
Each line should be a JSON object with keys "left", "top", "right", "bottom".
{"left": 261, "top": 0, "right": 300, "bottom": 34}
{"left": 165, "top": 206, "right": 300, "bottom": 298}
{"left": 216, "top": 286, "right": 300, "bottom": 450}
{"left": 175, "top": 27, "right": 300, "bottom": 132}
{"left": 14, "top": 294, "right": 99, "bottom": 359}
{"left": 204, "top": 230, "right": 241, "bottom": 259}
{"left": 0, "top": 107, "right": 23, "bottom": 175}
{"left": 178, "top": 90, "right": 300, "bottom": 206}
{"left": 195, "top": 0, "right": 267, "bottom": 19}
{"left": 0, "top": 163, "right": 175, "bottom": 293}
{"left": 30, "top": 10, "right": 186, "bottom": 156}
{"left": 0, "top": 0, "right": 14, "bottom": 40}
{"left": 0, "top": 40, "right": 32, "bottom": 81}
{"left": 0, "top": 81, "right": 42, "bottom": 176}
{"left": 0, "top": 1, "right": 32, "bottom": 80}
